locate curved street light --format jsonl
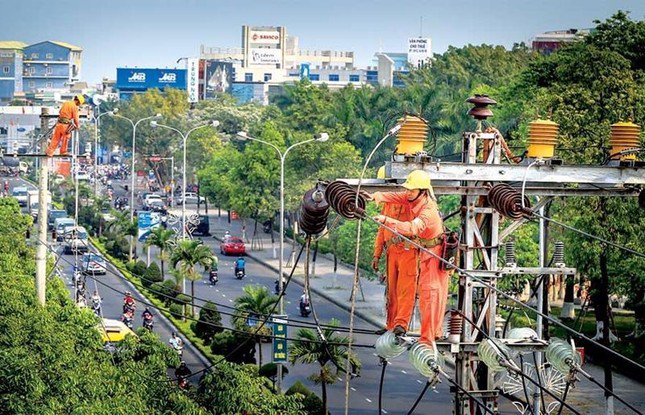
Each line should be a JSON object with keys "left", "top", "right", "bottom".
{"left": 107, "top": 110, "right": 162, "bottom": 260}
{"left": 234, "top": 130, "right": 329, "bottom": 393}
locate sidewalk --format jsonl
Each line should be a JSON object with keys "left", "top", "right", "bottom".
{"left": 202, "top": 209, "right": 391, "bottom": 330}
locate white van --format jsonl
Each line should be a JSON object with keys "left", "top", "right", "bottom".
{"left": 54, "top": 217, "right": 75, "bottom": 241}
{"left": 63, "top": 226, "right": 89, "bottom": 254}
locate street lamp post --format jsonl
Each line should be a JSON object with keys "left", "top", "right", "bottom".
{"left": 93, "top": 110, "right": 111, "bottom": 197}
{"left": 108, "top": 111, "right": 161, "bottom": 260}
{"left": 150, "top": 120, "right": 218, "bottom": 239}
{"left": 235, "top": 130, "right": 329, "bottom": 393}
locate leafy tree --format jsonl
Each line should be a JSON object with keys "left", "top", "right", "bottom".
{"left": 144, "top": 227, "right": 175, "bottom": 280}
{"left": 193, "top": 301, "right": 223, "bottom": 343}
{"left": 196, "top": 363, "right": 305, "bottom": 414}
{"left": 288, "top": 319, "right": 361, "bottom": 415}
{"left": 233, "top": 285, "right": 278, "bottom": 366}
{"left": 210, "top": 330, "right": 256, "bottom": 365}
{"left": 170, "top": 239, "right": 216, "bottom": 316}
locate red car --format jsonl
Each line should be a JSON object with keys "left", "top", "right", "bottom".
{"left": 220, "top": 236, "right": 246, "bottom": 256}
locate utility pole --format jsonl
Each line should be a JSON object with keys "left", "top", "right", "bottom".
{"left": 35, "top": 107, "right": 50, "bottom": 305}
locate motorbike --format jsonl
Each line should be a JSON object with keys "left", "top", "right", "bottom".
{"left": 123, "top": 300, "right": 136, "bottom": 314}
{"left": 142, "top": 316, "right": 154, "bottom": 331}
{"left": 299, "top": 301, "right": 312, "bottom": 317}
{"left": 235, "top": 269, "right": 245, "bottom": 280}
{"left": 274, "top": 280, "right": 280, "bottom": 295}
{"left": 209, "top": 270, "right": 218, "bottom": 285}
{"left": 121, "top": 313, "right": 134, "bottom": 329}
{"left": 91, "top": 299, "right": 101, "bottom": 316}
{"left": 262, "top": 220, "right": 272, "bottom": 234}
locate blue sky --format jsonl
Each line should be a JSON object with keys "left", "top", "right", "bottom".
{"left": 2, "top": 0, "right": 643, "bottom": 84}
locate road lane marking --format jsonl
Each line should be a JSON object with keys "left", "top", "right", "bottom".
{"left": 351, "top": 387, "right": 356, "bottom": 391}
{"left": 417, "top": 379, "right": 423, "bottom": 384}
{"left": 365, "top": 398, "right": 372, "bottom": 403}
{"left": 401, "top": 370, "right": 407, "bottom": 374}
{"left": 381, "top": 410, "right": 388, "bottom": 414}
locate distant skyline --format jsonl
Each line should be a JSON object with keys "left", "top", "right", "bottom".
{"left": 1, "top": 0, "right": 643, "bottom": 84}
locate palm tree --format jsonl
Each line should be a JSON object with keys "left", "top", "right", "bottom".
{"left": 289, "top": 319, "right": 361, "bottom": 414}
{"left": 170, "top": 239, "right": 215, "bottom": 317}
{"left": 233, "top": 285, "right": 278, "bottom": 366}
{"left": 144, "top": 227, "right": 175, "bottom": 280}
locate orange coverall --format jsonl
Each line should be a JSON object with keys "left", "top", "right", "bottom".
{"left": 46, "top": 100, "right": 79, "bottom": 156}
{"left": 373, "top": 202, "right": 417, "bottom": 331}
{"left": 373, "top": 191, "right": 450, "bottom": 344}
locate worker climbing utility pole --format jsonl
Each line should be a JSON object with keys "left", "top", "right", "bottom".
{"left": 372, "top": 167, "right": 416, "bottom": 333}
{"left": 369, "top": 170, "right": 451, "bottom": 343}
{"left": 45, "top": 94, "right": 83, "bottom": 157}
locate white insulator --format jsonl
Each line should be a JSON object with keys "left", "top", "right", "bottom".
{"left": 477, "top": 338, "right": 513, "bottom": 373}
{"left": 546, "top": 337, "right": 581, "bottom": 375}
{"left": 375, "top": 331, "right": 406, "bottom": 359}
{"left": 409, "top": 342, "right": 443, "bottom": 379}
{"left": 507, "top": 327, "right": 538, "bottom": 340}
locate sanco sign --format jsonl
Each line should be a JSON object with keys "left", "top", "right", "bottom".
{"left": 249, "top": 30, "right": 281, "bottom": 45}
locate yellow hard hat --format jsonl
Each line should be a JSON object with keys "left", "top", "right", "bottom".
{"left": 402, "top": 170, "right": 432, "bottom": 190}
{"left": 377, "top": 166, "right": 386, "bottom": 179}
{"left": 74, "top": 94, "right": 85, "bottom": 105}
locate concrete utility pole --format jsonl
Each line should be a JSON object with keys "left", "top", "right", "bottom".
{"left": 35, "top": 108, "right": 50, "bottom": 305}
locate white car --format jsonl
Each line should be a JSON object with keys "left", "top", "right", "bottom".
{"left": 63, "top": 226, "right": 89, "bottom": 254}
{"left": 12, "top": 187, "right": 28, "bottom": 206}
{"left": 177, "top": 192, "right": 206, "bottom": 205}
{"left": 81, "top": 253, "right": 107, "bottom": 275}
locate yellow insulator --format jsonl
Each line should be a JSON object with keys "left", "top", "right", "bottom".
{"left": 527, "top": 119, "right": 559, "bottom": 159}
{"left": 395, "top": 115, "right": 428, "bottom": 155}
{"left": 610, "top": 122, "right": 641, "bottom": 161}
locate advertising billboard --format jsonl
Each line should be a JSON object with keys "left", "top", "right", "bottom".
{"left": 249, "top": 30, "right": 281, "bottom": 45}
{"left": 407, "top": 38, "right": 431, "bottom": 69}
{"left": 249, "top": 48, "right": 282, "bottom": 66}
{"left": 116, "top": 68, "right": 187, "bottom": 91}
{"left": 186, "top": 58, "right": 199, "bottom": 103}
{"left": 204, "top": 60, "right": 233, "bottom": 99}
{"left": 137, "top": 211, "right": 161, "bottom": 241}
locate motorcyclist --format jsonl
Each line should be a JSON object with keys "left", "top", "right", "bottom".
{"left": 91, "top": 290, "right": 102, "bottom": 315}
{"left": 121, "top": 309, "right": 134, "bottom": 329}
{"left": 274, "top": 277, "right": 286, "bottom": 295}
{"left": 299, "top": 291, "right": 311, "bottom": 316}
{"left": 123, "top": 291, "right": 136, "bottom": 313}
{"left": 142, "top": 307, "right": 154, "bottom": 330}
{"left": 234, "top": 257, "right": 245, "bottom": 277}
{"left": 208, "top": 265, "right": 218, "bottom": 285}
{"left": 175, "top": 361, "right": 192, "bottom": 389}
{"left": 169, "top": 332, "right": 184, "bottom": 356}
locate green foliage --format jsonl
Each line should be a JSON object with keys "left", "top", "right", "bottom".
{"left": 169, "top": 302, "right": 184, "bottom": 319}
{"left": 0, "top": 199, "right": 206, "bottom": 414}
{"left": 196, "top": 362, "right": 305, "bottom": 414}
{"left": 286, "top": 380, "right": 313, "bottom": 397}
{"left": 142, "top": 261, "right": 162, "bottom": 288}
{"left": 132, "top": 260, "right": 148, "bottom": 278}
{"left": 171, "top": 239, "right": 216, "bottom": 316}
{"left": 193, "top": 301, "right": 223, "bottom": 343}
{"left": 209, "top": 330, "right": 256, "bottom": 365}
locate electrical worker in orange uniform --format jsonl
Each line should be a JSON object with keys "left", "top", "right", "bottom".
{"left": 369, "top": 170, "right": 450, "bottom": 344}
{"left": 46, "top": 94, "right": 84, "bottom": 157}
{"left": 372, "top": 167, "right": 417, "bottom": 332}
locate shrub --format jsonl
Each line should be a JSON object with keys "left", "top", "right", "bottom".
{"left": 169, "top": 303, "right": 184, "bottom": 319}
{"left": 285, "top": 380, "right": 312, "bottom": 397}
{"left": 175, "top": 293, "right": 191, "bottom": 306}
{"left": 158, "top": 279, "right": 180, "bottom": 304}
{"left": 302, "top": 394, "right": 325, "bottom": 415}
{"left": 142, "top": 262, "right": 162, "bottom": 288}
{"left": 210, "top": 330, "right": 256, "bottom": 364}
{"left": 193, "top": 301, "right": 223, "bottom": 343}
{"left": 132, "top": 260, "right": 148, "bottom": 278}
{"left": 149, "top": 282, "right": 164, "bottom": 299}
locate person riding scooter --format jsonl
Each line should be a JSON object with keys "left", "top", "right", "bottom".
{"left": 123, "top": 291, "right": 136, "bottom": 313}
{"left": 299, "top": 291, "right": 311, "bottom": 317}
{"left": 121, "top": 309, "right": 134, "bottom": 329}
{"left": 234, "top": 257, "right": 245, "bottom": 279}
{"left": 208, "top": 266, "right": 218, "bottom": 285}
{"left": 142, "top": 307, "right": 154, "bottom": 331}
{"left": 175, "top": 361, "right": 192, "bottom": 389}
{"left": 169, "top": 332, "right": 184, "bottom": 357}
{"left": 91, "top": 290, "right": 102, "bottom": 316}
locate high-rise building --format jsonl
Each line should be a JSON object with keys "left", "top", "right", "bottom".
{"left": 22, "top": 41, "right": 83, "bottom": 93}
{"left": 0, "top": 41, "right": 26, "bottom": 102}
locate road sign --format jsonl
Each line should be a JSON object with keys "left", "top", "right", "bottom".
{"left": 272, "top": 315, "right": 288, "bottom": 363}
